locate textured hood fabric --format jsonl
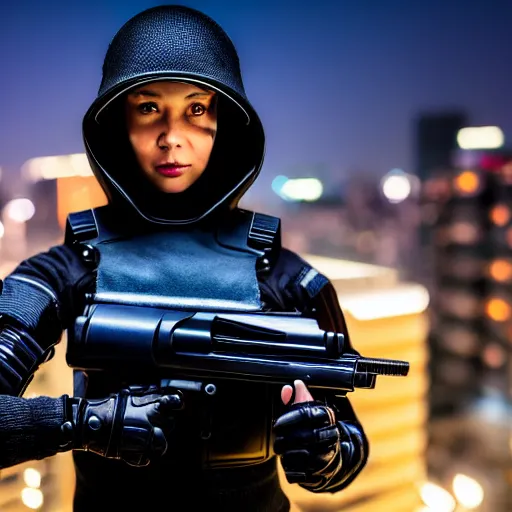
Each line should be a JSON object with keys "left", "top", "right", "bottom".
{"left": 83, "top": 5, "right": 265, "bottom": 225}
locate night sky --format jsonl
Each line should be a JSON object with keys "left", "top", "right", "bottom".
{"left": 1, "top": 0, "right": 511, "bottom": 195}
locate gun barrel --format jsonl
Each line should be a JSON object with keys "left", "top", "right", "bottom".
{"left": 356, "top": 357, "right": 409, "bottom": 377}
{"left": 159, "top": 351, "right": 362, "bottom": 391}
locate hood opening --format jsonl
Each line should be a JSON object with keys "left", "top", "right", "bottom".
{"left": 83, "top": 83, "right": 264, "bottom": 225}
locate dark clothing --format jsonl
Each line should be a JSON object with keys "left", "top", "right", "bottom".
{"left": 0, "top": 394, "right": 65, "bottom": 469}
{"left": 73, "top": 453, "right": 290, "bottom": 512}
{"left": 0, "top": 6, "right": 368, "bottom": 508}
{"left": 0, "top": 241, "right": 367, "bottom": 511}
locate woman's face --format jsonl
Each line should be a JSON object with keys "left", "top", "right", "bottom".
{"left": 125, "top": 81, "right": 217, "bottom": 194}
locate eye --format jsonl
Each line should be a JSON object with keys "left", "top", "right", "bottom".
{"left": 137, "top": 102, "right": 158, "bottom": 114}
{"left": 190, "top": 103, "right": 206, "bottom": 116}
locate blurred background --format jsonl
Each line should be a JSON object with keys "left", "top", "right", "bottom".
{"left": 1, "top": 0, "right": 511, "bottom": 510}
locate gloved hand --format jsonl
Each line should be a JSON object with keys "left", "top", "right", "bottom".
{"left": 60, "top": 385, "right": 184, "bottom": 467}
{"left": 273, "top": 380, "right": 342, "bottom": 490}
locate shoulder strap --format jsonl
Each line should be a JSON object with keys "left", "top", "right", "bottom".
{"left": 247, "top": 211, "right": 281, "bottom": 255}
{"left": 64, "top": 209, "right": 98, "bottom": 245}
{"left": 216, "top": 209, "right": 281, "bottom": 256}
{"left": 65, "top": 207, "right": 282, "bottom": 255}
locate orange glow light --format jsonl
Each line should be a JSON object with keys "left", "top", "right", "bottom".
{"left": 489, "top": 260, "right": 512, "bottom": 282}
{"left": 485, "top": 298, "right": 511, "bottom": 322}
{"left": 490, "top": 204, "right": 510, "bottom": 226}
{"left": 454, "top": 171, "right": 480, "bottom": 195}
{"left": 56, "top": 176, "right": 108, "bottom": 229}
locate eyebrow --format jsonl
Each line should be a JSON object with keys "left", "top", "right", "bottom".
{"left": 185, "top": 91, "right": 213, "bottom": 99}
{"left": 129, "top": 89, "right": 214, "bottom": 99}
{"left": 130, "top": 89, "right": 160, "bottom": 98}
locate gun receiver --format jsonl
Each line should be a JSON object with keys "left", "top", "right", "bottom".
{"left": 67, "top": 304, "right": 409, "bottom": 392}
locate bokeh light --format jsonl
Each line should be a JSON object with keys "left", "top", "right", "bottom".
{"left": 381, "top": 169, "right": 412, "bottom": 203}
{"left": 3, "top": 198, "right": 36, "bottom": 223}
{"left": 21, "top": 488, "right": 44, "bottom": 509}
{"left": 420, "top": 482, "right": 456, "bottom": 512}
{"left": 23, "top": 468, "right": 41, "bottom": 488}
{"left": 489, "top": 260, "right": 512, "bottom": 282}
{"left": 452, "top": 474, "right": 484, "bottom": 509}
{"left": 485, "top": 298, "right": 511, "bottom": 322}
{"left": 454, "top": 171, "right": 480, "bottom": 195}
{"left": 489, "top": 204, "right": 510, "bottom": 227}
{"left": 457, "top": 126, "right": 505, "bottom": 150}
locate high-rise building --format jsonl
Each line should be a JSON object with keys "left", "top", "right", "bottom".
{"left": 421, "top": 141, "right": 512, "bottom": 512}
{"left": 414, "top": 112, "right": 468, "bottom": 282}
{"left": 415, "top": 112, "right": 468, "bottom": 182}
{"left": 425, "top": 147, "right": 512, "bottom": 413}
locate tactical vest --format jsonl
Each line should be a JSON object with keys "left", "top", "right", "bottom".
{"left": 65, "top": 204, "right": 282, "bottom": 468}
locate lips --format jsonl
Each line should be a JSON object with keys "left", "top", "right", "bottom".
{"left": 155, "top": 163, "right": 191, "bottom": 177}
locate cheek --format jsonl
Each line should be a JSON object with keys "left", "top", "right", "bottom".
{"left": 129, "top": 131, "right": 152, "bottom": 165}
{"left": 195, "top": 134, "right": 215, "bottom": 164}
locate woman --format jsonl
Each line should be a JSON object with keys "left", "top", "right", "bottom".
{"left": 0, "top": 6, "right": 368, "bottom": 511}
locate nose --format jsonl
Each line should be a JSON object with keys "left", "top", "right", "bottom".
{"left": 157, "top": 113, "right": 185, "bottom": 150}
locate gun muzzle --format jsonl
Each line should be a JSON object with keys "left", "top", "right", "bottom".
{"left": 356, "top": 357, "right": 410, "bottom": 377}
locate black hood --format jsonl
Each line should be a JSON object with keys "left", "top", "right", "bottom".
{"left": 83, "top": 5, "right": 265, "bottom": 225}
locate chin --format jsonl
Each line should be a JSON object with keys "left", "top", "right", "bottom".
{"left": 158, "top": 182, "right": 193, "bottom": 194}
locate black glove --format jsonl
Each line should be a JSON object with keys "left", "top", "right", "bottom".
{"left": 60, "top": 385, "right": 183, "bottom": 467}
{"left": 273, "top": 400, "right": 342, "bottom": 490}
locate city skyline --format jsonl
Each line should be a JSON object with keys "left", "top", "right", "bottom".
{"left": 1, "top": 0, "right": 511, "bottom": 197}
